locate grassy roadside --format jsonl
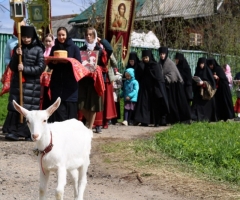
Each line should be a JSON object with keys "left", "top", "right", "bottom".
{"left": 101, "top": 121, "right": 240, "bottom": 189}
{"left": 155, "top": 122, "right": 240, "bottom": 184}
{"left": 0, "top": 94, "right": 8, "bottom": 126}
{"left": 1, "top": 89, "right": 240, "bottom": 189}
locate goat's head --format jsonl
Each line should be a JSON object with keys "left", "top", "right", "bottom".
{"left": 12, "top": 97, "right": 61, "bottom": 141}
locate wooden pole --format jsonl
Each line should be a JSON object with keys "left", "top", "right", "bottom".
{"left": 17, "top": 22, "right": 23, "bottom": 123}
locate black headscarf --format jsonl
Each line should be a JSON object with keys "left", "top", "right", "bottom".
{"left": 21, "top": 26, "right": 45, "bottom": 51}
{"left": 142, "top": 49, "right": 156, "bottom": 62}
{"left": 207, "top": 57, "right": 228, "bottom": 81}
{"left": 158, "top": 46, "right": 168, "bottom": 65}
{"left": 126, "top": 51, "right": 140, "bottom": 69}
{"left": 175, "top": 52, "right": 192, "bottom": 86}
{"left": 195, "top": 57, "right": 216, "bottom": 89}
{"left": 140, "top": 49, "right": 164, "bottom": 82}
{"left": 21, "top": 26, "right": 35, "bottom": 38}
{"left": 175, "top": 52, "right": 185, "bottom": 68}
{"left": 55, "top": 27, "right": 70, "bottom": 50}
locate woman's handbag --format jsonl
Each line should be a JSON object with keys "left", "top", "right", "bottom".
{"left": 200, "top": 81, "right": 216, "bottom": 100}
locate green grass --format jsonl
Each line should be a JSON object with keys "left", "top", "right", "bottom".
{"left": 135, "top": 121, "right": 240, "bottom": 185}
{"left": 0, "top": 93, "right": 8, "bottom": 126}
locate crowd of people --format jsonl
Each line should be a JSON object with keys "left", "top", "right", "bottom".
{"left": 1, "top": 24, "right": 239, "bottom": 141}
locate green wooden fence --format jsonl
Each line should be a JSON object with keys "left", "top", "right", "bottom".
{"left": 0, "top": 33, "right": 12, "bottom": 78}
{"left": 1, "top": 33, "right": 240, "bottom": 80}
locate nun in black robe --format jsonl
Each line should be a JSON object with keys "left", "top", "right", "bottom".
{"left": 134, "top": 50, "right": 169, "bottom": 126}
{"left": 123, "top": 52, "right": 140, "bottom": 82}
{"left": 175, "top": 53, "right": 193, "bottom": 104}
{"left": 191, "top": 57, "right": 217, "bottom": 122}
{"left": 158, "top": 47, "right": 191, "bottom": 124}
{"left": 207, "top": 58, "right": 234, "bottom": 121}
{"left": 125, "top": 52, "right": 140, "bottom": 70}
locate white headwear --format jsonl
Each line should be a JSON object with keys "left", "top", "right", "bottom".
{"left": 84, "top": 28, "right": 98, "bottom": 51}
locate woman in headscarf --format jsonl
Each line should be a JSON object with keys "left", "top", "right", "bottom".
{"left": 78, "top": 27, "right": 115, "bottom": 133}
{"left": 191, "top": 57, "right": 217, "bottom": 122}
{"left": 125, "top": 52, "right": 140, "bottom": 70}
{"left": 158, "top": 47, "right": 191, "bottom": 125}
{"left": 2, "top": 20, "right": 26, "bottom": 134}
{"left": 122, "top": 51, "right": 140, "bottom": 87}
{"left": 175, "top": 52, "right": 193, "bottom": 104}
{"left": 134, "top": 49, "right": 169, "bottom": 127}
{"left": 5, "top": 26, "right": 45, "bottom": 141}
{"left": 207, "top": 58, "right": 234, "bottom": 121}
{"left": 48, "top": 27, "right": 81, "bottom": 122}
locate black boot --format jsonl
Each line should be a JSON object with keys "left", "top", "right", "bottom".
{"left": 160, "top": 116, "right": 167, "bottom": 126}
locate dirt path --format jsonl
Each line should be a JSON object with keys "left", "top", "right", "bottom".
{"left": 0, "top": 125, "right": 239, "bottom": 200}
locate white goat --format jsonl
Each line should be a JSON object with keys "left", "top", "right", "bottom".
{"left": 13, "top": 97, "right": 92, "bottom": 200}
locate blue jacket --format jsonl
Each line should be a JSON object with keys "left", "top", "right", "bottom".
{"left": 121, "top": 68, "right": 139, "bottom": 102}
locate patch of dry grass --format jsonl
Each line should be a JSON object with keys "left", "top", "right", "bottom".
{"left": 100, "top": 139, "right": 240, "bottom": 200}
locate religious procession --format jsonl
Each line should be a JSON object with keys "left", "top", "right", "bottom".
{"left": 2, "top": 1, "right": 240, "bottom": 200}
{"left": 0, "top": 0, "right": 239, "bottom": 141}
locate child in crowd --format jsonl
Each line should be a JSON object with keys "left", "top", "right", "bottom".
{"left": 43, "top": 33, "right": 54, "bottom": 57}
{"left": 111, "top": 68, "right": 123, "bottom": 125}
{"left": 222, "top": 64, "right": 233, "bottom": 90}
{"left": 41, "top": 33, "right": 55, "bottom": 110}
{"left": 121, "top": 68, "right": 139, "bottom": 126}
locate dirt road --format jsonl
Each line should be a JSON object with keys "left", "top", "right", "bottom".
{"left": 0, "top": 125, "right": 239, "bottom": 200}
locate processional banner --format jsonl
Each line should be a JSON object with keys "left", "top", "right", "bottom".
{"left": 104, "top": 0, "right": 136, "bottom": 66}
{"left": 26, "top": 0, "right": 52, "bottom": 38}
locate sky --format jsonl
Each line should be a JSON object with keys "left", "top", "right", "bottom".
{"left": 0, "top": 0, "right": 83, "bottom": 33}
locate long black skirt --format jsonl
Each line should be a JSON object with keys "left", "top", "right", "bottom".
{"left": 2, "top": 111, "right": 30, "bottom": 137}
{"left": 48, "top": 101, "right": 78, "bottom": 123}
{"left": 166, "top": 82, "right": 191, "bottom": 124}
{"left": 191, "top": 92, "right": 217, "bottom": 122}
{"left": 134, "top": 88, "right": 165, "bottom": 125}
{"left": 78, "top": 77, "right": 103, "bottom": 112}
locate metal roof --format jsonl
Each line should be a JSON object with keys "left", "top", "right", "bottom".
{"left": 137, "top": 0, "right": 224, "bottom": 21}
{"left": 52, "top": 16, "right": 74, "bottom": 36}
{"left": 68, "top": 0, "right": 224, "bottom": 24}
{"left": 68, "top": 0, "right": 146, "bottom": 24}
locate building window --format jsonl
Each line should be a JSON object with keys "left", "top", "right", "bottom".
{"left": 189, "top": 33, "right": 202, "bottom": 46}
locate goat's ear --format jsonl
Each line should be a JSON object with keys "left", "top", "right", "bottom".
{"left": 46, "top": 97, "right": 61, "bottom": 117}
{"left": 12, "top": 100, "right": 29, "bottom": 117}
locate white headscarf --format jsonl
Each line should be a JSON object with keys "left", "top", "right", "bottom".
{"left": 84, "top": 28, "right": 98, "bottom": 51}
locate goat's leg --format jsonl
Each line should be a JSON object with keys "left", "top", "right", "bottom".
{"left": 69, "top": 169, "right": 79, "bottom": 199}
{"left": 39, "top": 170, "right": 50, "bottom": 200}
{"left": 77, "top": 161, "right": 89, "bottom": 200}
{"left": 55, "top": 167, "right": 66, "bottom": 200}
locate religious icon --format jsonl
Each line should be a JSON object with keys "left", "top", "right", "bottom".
{"left": 80, "top": 51, "right": 99, "bottom": 72}
{"left": 30, "top": 5, "right": 43, "bottom": 22}
{"left": 111, "top": 1, "right": 131, "bottom": 31}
